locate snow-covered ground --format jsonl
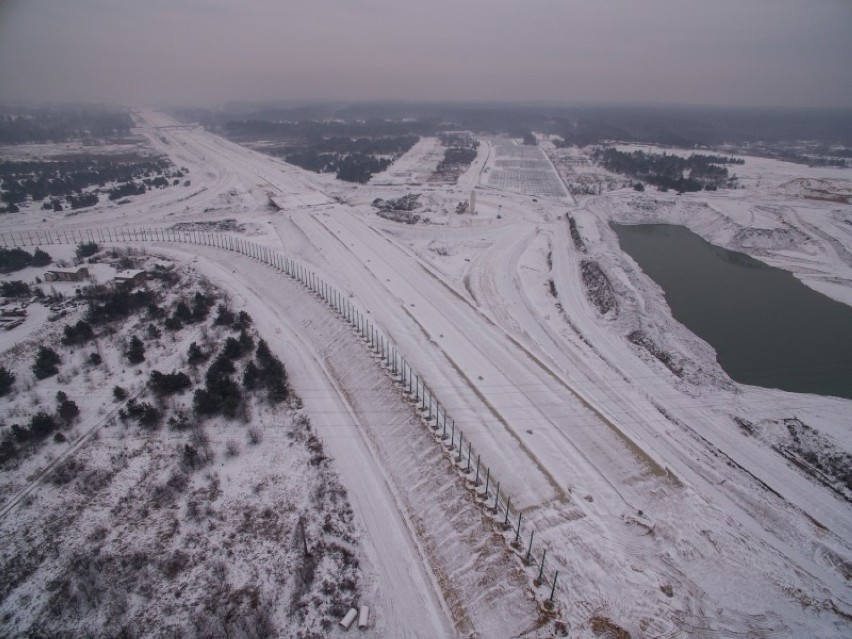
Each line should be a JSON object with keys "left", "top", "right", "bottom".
{"left": 481, "top": 140, "right": 570, "bottom": 200}
{"left": 369, "top": 136, "right": 446, "bottom": 186}
{"left": 0, "top": 248, "right": 367, "bottom": 638}
{"left": 2, "top": 111, "right": 851, "bottom": 637}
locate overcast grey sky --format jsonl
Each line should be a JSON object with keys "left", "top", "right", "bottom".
{"left": 0, "top": 0, "right": 850, "bottom": 108}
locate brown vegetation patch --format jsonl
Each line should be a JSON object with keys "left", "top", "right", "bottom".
{"left": 581, "top": 260, "right": 618, "bottom": 316}
{"left": 591, "top": 615, "right": 631, "bottom": 639}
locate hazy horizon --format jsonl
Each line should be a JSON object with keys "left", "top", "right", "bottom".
{"left": 1, "top": 0, "right": 851, "bottom": 109}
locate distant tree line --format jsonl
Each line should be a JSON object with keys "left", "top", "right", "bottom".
{"left": 308, "top": 135, "right": 419, "bottom": 155}
{"left": 551, "top": 107, "right": 852, "bottom": 148}
{"left": 278, "top": 134, "right": 418, "bottom": 183}
{"left": 284, "top": 150, "right": 393, "bottom": 183}
{"left": 283, "top": 151, "right": 336, "bottom": 173}
{"left": 434, "top": 141, "right": 479, "bottom": 181}
{"left": 66, "top": 193, "right": 99, "bottom": 209}
{"left": 593, "top": 148, "right": 740, "bottom": 192}
{"left": 740, "top": 143, "right": 851, "bottom": 168}
{"left": 221, "top": 118, "right": 432, "bottom": 142}
{"left": 0, "top": 155, "right": 183, "bottom": 212}
{"left": 439, "top": 146, "right": 477, "bottom": 167}
{"left": 107, "top": 181, "right": 146, "bottom": 200}
{"left": 193, "top": 102, "right": 852, "bottom": 149}
{"left": 0, "top": 107, "right": 134, "bottom": 144}
{"left": 553, "top": 119, "right": 635, "bottom": 148}
{"left": 334, "top": 154, "right": 391, "bottom": 183}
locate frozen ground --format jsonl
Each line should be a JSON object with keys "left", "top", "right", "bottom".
{"left": 1, "top": 111, "right": 851, "bottom": 637}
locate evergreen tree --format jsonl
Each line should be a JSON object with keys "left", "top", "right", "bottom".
{"left": 222, "top": 336, "right": 243, "bottom": 359}
{"left": 58, "top": 399, "right": 80, "bottom": 424}
{"left": 75, "top": 240, "right": 99, "bottom": 259}
{"left": 149, "top": 370, "right": 191, "bottom": 395}
{"left": 0, "top": 365, "right": 15, "bottom": 396}
{"left": 213, "top": 304, "right": 234, "bottom": 326}
{"left": 0, "top": 280, "right": 30, "bottom": 297}
{"left": 243, "top": 360, "right": 260, "bottom": 390}
{"left": 187, "top": 341, "right": 207, "bottom": 365}
{"left": 173, "top": 300, "right": 193, "bottom": 323}
{"left": 32, "top": 247, "right": 52, "bottom": 266}
{"left": 255, "top": 339, "right": 273, "bottom": 366}
{"left": 62, "top": 319, "right": 94, "bottom": 345}
{"left": 32, "top": 346, "right": 60, "bottom": 379}
{"left": 233, "top": 310, "right": 252, "bottom": 329}
{"left": 238, "top": 328, "right": 254, "bottom": 352}
{"left": 29, "top": 412, "right": 57, "bottom": 438}
{"left": 126, "top": 335, "right": 145, "bottom": 364}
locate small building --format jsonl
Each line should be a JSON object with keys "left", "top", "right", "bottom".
{"left": 114, "top": 269, "right": 147, "bottom": 287}
{"left": 44, "top": 267, "right": 89, "bottom": 282}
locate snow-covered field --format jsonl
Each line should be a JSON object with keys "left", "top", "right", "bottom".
{"left": 2, "top": 111, "right": 851, "bottom": 637}
{"left": 482, "top": 141, "right": 569, "bottom": 199}
{"left": 369, "top": 136, "right": 446, "bottom": 186}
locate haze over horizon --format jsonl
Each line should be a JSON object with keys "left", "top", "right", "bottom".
{"left": 1, "top": 0, "right": 851, "bottom": 109}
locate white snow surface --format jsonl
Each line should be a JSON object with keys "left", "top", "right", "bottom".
{"left": 1, "top": 111, "right": 851, "bottom": 638}
{"left": 369, "top": 136, "right": 446, "bottom": 186}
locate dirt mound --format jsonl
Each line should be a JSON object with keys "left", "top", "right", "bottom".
{"left": 778, "top": 177, "right": 852, "bottom": 204}
{"left": 581, "top": 260, "right": 618, "bottom": 317}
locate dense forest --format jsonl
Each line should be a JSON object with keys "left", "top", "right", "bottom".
{"left": 276, "top": 135, "right": 418, "bottom": 183}
{"left": 213, "top": 114, "right": 422, "bottom": 183}
{"left": 191, "top": 102, "right": 852, "bottom": 146}
{"left": 0, "top": 106, "right": 134, "bottom": 144}
{"left": 220, "top": 118, "right": 432, "bottom": 142}
{"left": 431, "top": 133, "right": 479, "bottom": 183}
{"left": 308, "top": 135, "right": 419, "bottom": 155}
{"left": 0, "top": 155, "right": 184, "bottom": 212}
{"left": 435, "top": 146, "right": 477, "bottom": 174}
{"left": 0, "top": 247, "right": 52, "bottom": 273}
{"left": 593, "top": 149, "right": 741, "bottom": 192}
{"left": 284, "top": 150, "right": 393, "bottom": 183}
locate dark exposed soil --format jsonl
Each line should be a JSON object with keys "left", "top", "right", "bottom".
{"left": 567, "top": 216, "right": 587, "bottom": 253}
{"left": 627, "top": 330, "right": 683, "bottom": 378}
{"left": 580, "top": 260, "right": 618, "bottom": 316}
{"left": 591, "top": 615, "right": 631, "bottom": 639}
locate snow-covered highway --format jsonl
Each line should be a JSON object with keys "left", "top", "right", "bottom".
{"left": 4, "top": 110, "right": 850, "bottom": 637}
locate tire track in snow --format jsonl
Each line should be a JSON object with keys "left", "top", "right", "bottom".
{"left": 360, "top": 214, "right": 671, "bottom": 482}
{"left": 307, "top": 213, "right": 569, "bottom": 507}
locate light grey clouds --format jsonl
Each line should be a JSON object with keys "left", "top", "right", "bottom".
{"left": 0, "top": 0, "right": 849, "bottom": 107}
